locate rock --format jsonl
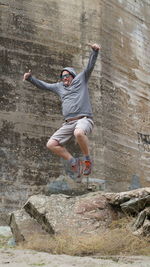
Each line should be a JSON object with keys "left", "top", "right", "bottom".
{"left": 23, "top": 192, "right": 117, "bottom": 236}
{"left": 133, "top": 210, "right": 147, "bottom": 230}
{"left": 146, "top": 207, "right": 150, "bottom": 218}
{"left": 105, "top": 188, "right": 150, "bottom": 206}
{"left": 9, "top": 209, "right": 50, "bottom": 243}
{"left": 10, "top": 188, "right": 150, "bottom": 242}
{"left": 143, "top": 219, "right": 150, "bottom": 236}
{"left": 132, "top": 207, "right": 150, "bottom": 237}
{"left": 133, "top": 218, "right": 150, "bottom": 237}
{"left": 0, "top": 213, "right": 11, "bottom": 226}
{"left": 120, "top": 195, "right": 150, "bottom": 215}
{"left": 7, "top": 237, "right": 16, "bottom": 247}
{"left": 0, "top": 226, "right": 12, "bottom": 237}
{"left": 45, "top": 175, "right": 88, "bottom": 196}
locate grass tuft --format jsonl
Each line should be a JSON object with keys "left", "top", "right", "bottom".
{"left": 19, "top": 217, "right": 150, "bottom": 256}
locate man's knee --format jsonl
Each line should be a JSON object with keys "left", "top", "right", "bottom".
{"left": 46, "top": 139, "right": 59, "bottom": 150}
{"left": 74, "top": 128, "right": 85, "bottom": 139}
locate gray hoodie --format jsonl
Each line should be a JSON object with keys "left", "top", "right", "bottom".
{"left": 27, "top": 49, "right": 99, "bottom": 120}
{"left": 60, "top": 67, "right": 77, "bottom": 78}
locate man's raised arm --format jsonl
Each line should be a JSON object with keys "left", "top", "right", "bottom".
{"left": 84, "top": 43, "right": 101, "bottom": 81}
{"left": 23, "top": 69, "right": 59, "bottom": 93}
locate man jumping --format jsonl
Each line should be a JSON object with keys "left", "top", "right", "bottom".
{"left": 23, "top": 43, "right": 100, "bottom": 180}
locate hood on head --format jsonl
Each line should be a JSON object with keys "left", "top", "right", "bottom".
{"left": 60, "top": 67, "right": 77, "bottom": 78}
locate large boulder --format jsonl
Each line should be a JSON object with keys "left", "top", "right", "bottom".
{"left": 9, "top": 188, "right": 150, "bottom": 243}
{"left": 24, "top": 192, "right": 117, "bottom": 235}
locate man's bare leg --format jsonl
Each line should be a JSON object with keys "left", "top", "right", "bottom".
{"left": 74, "top": 128, "right": 92, "bottom": 175}
{"left": 47, "top": 139, "right": 82, "bottom": 178}
{"left": 46, "top": 139, "right": 72, "bottom": 160}
{"left": 74, "top": 128, "right": 90, "bottom": 156}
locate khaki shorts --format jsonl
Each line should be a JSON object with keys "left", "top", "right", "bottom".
{"left": 49, "top": 117, "right": 94, "bottom": 145}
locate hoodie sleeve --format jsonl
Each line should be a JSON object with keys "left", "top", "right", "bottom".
{"left": 84, "top": 49, "right": 99, "bottom": 82}
{"left": 27, "top": 76, "right": 60, "bottom": 95}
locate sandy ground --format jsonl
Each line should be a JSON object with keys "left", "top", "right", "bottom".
{"left": 0, "top": 249, "right": 150, "bottom": 267}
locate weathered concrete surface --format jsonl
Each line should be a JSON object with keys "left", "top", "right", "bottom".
{"left": 0, "top": 0, "right": 150, "bottom": 214}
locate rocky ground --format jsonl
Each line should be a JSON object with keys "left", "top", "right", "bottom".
{"left": 0, "top": 248, "right": 150, "bottom": 267}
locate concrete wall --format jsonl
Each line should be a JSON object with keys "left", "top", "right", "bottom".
{"left": 0, "top": 0, "right": 150, "bottom": 213}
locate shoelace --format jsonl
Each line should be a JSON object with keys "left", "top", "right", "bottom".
{"left": 84, "top": 160, "right": 91, "bottom": 168}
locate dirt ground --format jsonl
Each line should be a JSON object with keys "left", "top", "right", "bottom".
{"left": 0, "top": 249, "right": 150, "bottom": 267}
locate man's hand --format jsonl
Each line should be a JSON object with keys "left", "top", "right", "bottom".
{"left": 88, "top": 43, "right": 101, "bottom": 51}
{"left": 23, "top": 70, "right": 32, "bottom": 81}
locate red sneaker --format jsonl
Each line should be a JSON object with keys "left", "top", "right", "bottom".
{"left": 83, "top": 160, "right": 92, "bottom": 175}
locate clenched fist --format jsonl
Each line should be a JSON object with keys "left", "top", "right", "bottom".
{"left": 23, "top": 70, "right": 32, "bottom": 81}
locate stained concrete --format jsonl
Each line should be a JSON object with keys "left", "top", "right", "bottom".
{"left": 0, "top": 0, "right": 150, "bottom": 214}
